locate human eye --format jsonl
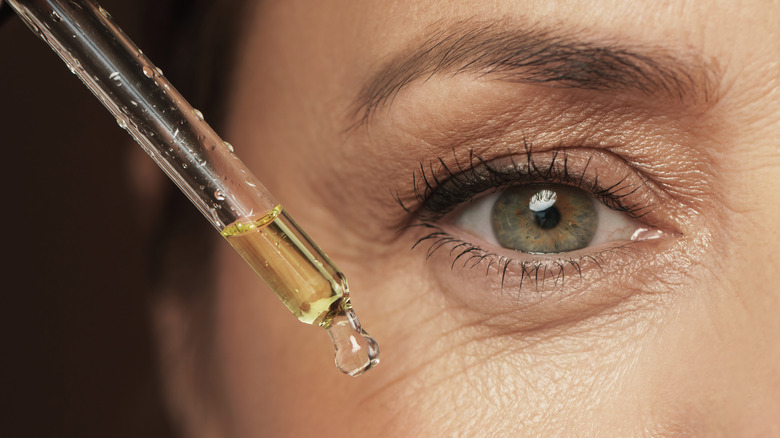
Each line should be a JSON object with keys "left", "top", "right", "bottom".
{"left": 454, "top": 183, "right": 647, "bottom": 254}
{"left": 402, "top": 146, "right": 675, "bottom": 292}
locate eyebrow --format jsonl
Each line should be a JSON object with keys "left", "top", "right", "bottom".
{"left": 350, "top": 20, "right": 718, "bottom": 127}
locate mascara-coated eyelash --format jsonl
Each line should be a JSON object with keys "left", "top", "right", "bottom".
{"left": 405, "top": 145, "right": 651, "bottom": 223}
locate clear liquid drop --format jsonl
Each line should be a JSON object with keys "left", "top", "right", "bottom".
{"left": 50, "top": 10, "right": 62, "bottom": 22}
{"left": 109, "top": 71, "right": 122, "bottom": 86}
{"left": 223, "top": 141, "right": 234, "bottom": 152}
{"left": 214, "top": 189, "right": 226, "bottom": 201}
{"left": 116, "top": 117, "right": 127, "bottom": 129}
{"left": 192, "top": 108, "right": 204, "bottom": 121}
{"left": 142, "top": 65, "right": 154, "bottom": 78}
{"left": 326, "top": 307, "right": 379, "bottom": 377}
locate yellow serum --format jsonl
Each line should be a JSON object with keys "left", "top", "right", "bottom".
{"left": 221, "top": 205, "right": 343, "bottom": 325}
{"left": 221, "top": 205, "right": 380, "bottom": 376}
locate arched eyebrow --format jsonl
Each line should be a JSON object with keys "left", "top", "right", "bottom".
{"left": 350, "top": 20, "right": 719, "bottom": 128}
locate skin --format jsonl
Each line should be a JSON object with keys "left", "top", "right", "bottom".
{"left": 152, "top": 1, "right": 780, "bottom": 436}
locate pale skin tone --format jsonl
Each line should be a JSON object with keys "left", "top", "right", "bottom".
{"left": 151, "top": 1, "right": 780, "bottom": 436}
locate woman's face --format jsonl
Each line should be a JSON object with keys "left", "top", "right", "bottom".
{"left": 160, "top": 0, "right": 780, "bottom": 435}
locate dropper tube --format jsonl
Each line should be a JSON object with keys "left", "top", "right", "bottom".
{"left": 8, "top": 0, "right": 379, "bottom": 376}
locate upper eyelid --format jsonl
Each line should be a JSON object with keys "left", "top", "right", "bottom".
{"left": 403, "top": 146, "right": 657, "bottom": 224}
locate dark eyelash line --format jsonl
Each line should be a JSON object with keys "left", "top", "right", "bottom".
{"left": 397, "top": 141, "right": 652, "bottom": 291}
{"left": 408, "top": 220, "right": 642, "bottom": 292}
{"left": 402, "top": 141, "right": 652, "bottom": 222}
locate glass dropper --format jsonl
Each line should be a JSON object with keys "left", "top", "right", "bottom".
{"left": 7, "top": 0, "right": 379, "bottom": 376}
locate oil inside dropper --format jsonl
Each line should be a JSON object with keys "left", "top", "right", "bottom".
{"left": 222, "top": 205, "right": 379, "bottom": 376}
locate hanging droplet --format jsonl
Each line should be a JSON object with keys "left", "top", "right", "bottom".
{"left": 142, "top": 65, "right": 154, "bottom": 78}
{"left": 325, "top": 303, "right": 379, "bottom": 377}
{"left": 192, "top": 108, "right": 204, "bottom": 121}
{"left": 155, "top": 67, "right": 164, "bottom": 76}
{"left": 214, "top": 189, "right": 226, "bottom": 201}
{"left": 115, "top": 117, "right": 127, "bottom": 129}
{"left": 223, "top": 141, "right": 234, "bottom": 152}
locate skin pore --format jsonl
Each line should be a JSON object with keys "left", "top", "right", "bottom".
{"left": 153, "top": 0, "right": 780, "bottom": 436}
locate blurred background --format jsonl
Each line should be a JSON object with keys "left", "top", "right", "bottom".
{"left": 1, "top": 1, "right": 182, "bottom": 436}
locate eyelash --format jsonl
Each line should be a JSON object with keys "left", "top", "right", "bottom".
{"left": 408, "top": 146, "right": 650, "bottom": 220}
{"left": 397, "top": 144, "right": 653, "bottom": 290}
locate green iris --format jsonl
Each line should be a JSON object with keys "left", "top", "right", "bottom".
{"left": 491, "top": 184, "right": 598, "bottom": 253}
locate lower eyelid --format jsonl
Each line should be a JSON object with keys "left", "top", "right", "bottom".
{"left": 406, "top": 222, "right": 679, "bottom": 330}
{"left": 431, "top": 221, "right": 643, "bottom": 267}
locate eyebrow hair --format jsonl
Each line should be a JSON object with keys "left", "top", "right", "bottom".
{"left": 350, "top": 20, "right": 718, "bottom": 127}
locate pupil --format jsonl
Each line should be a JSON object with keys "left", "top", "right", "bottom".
{"left": 534, "top": 207, "right": 561, "bottom": 229}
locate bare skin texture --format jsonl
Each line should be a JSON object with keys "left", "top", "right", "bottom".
{"left": 153, "top": 1, "right": 780, "bottom": 436}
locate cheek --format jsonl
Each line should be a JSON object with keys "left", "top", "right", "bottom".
{"left": 339, "top": 251, "right": 679, "bottom": 436}
{"left": 331, "top": 242, "right": 650, "bottom": 435}
{"left": 331, "top": 250, "right": 515, "bottom": 433}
